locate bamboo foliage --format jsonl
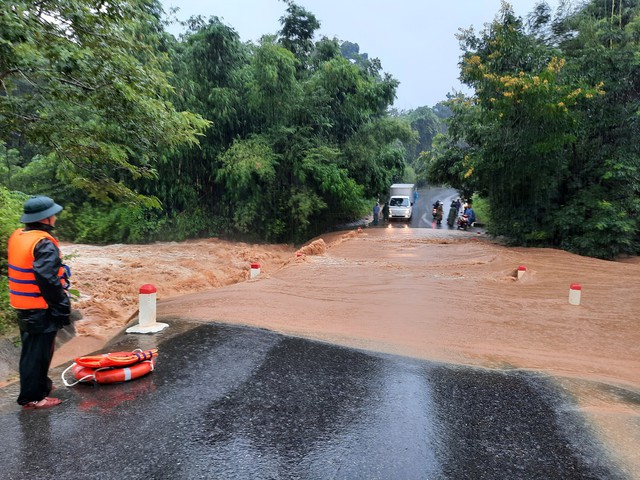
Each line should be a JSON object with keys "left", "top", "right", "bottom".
{"left": 0, "top": 0, "right": 209, "bottom": 205}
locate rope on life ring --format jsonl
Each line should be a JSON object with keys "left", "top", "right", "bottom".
{"left": 74, "top": 348, "right": 158, "bottom": 369}
{"left": 61, "top": 363, "right": 94, "bottom": 387}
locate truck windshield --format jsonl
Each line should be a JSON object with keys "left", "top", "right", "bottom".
{"left": 390, "top": 198, "right": 409, "bottom": 207}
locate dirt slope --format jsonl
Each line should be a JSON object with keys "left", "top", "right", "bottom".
{"left": 61, "top": 237, "right": 297, "bottom": 338}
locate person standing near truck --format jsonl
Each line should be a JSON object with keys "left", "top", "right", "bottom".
{"left": 382, "top": 202, "right": 390, "bottom": 223}
{"left": 373, "top": 202, "right": 380, "bottom": 226}
{"left": 7, "top": 196, "right": 70, "bottom": 409}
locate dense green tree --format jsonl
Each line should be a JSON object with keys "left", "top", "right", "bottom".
{"left": 549, "top": 0, "right": 640, "bottom": 257}
{"left": 310, "top": 36, "right": 342, "bottom": 68}
{"left": 0, "top": 187, "right": 27, "bottom": 332}
{"left": 0, "top": 0, "right": 208, "bottom": 205}
{"left": 278, "top": 0, "right": 321, "bottom": 70}
{"left": 456, "top": 4, "right": 601, "bottom": 237}
{"left": 436, "top": 0, "right": 639, "bottom": 258}
{"left": 403, "top": 107, "right": 443, "bottom": 161}
{"left": 209, "top": 17, "right": 407, "bottom": 241}
{"left": 342, "top": 117, "right": 416, "bottom": 197}
{"left": 1, "top": 1, "right": 412, "bottom": 246}
{"left": 143, "top": 16, "right": 247, "bottom": 217}
{"left": 247, "top": 40, "right": 301, "bottom": 129}
{"left": 0, "top": 145, "right": 23, "bottom": 190}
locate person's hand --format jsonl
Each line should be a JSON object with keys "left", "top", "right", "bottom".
{"left": 52, "top": 314, "right": 71, "bottom": 327}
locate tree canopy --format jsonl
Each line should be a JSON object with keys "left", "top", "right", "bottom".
{"left": 1, "top": 1, "right": 415, "bottom": 247}
{"left": 0, "top": 0, "right": 209, "bottom": 204}
{"left": 425, "top": 0, "right": 640, "bottom": 258}
{"left": 2, "top": 0, "right": 636, "bottom": 260}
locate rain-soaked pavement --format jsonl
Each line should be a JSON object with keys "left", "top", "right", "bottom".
{"left": 0, "top": 321, "right": 625, "bottom": 480}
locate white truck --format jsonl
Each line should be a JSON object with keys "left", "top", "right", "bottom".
{"left": 388, "top": 183, "right": 415, "bottom": 221}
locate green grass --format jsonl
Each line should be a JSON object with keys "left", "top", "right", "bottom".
{"left": 471, "top": 196, "right": 491, "bottom": 227}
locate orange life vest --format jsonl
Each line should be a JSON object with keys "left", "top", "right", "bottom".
{"left": 7, "top": 228, "right": 64, "bottom": 309}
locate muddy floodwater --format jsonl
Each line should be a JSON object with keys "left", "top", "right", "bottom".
{"left": 37, "top": 227, "right": 640, "bottom": 475}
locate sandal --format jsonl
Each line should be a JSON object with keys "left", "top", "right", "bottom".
{"left": 22, "top": 397, "right": 62, "bottom": 410}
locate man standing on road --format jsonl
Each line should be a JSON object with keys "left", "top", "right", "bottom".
{"left": 447, "top": 201, "right": 457, "bottom": 227}
{"left": 7, "top": 196, "right": 70, "bottom": 409}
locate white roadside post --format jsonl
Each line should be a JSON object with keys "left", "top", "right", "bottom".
{"left": 126, "top": 284, "right": 169, "bottom": 334}
{"left": 568, "top": 283, "right": 582, "bottom": 306}
{"left": 250, "top": 263, "right": 261, "bottom": 279}
{"left": 517, "top": 265, "right": 526, "bottom": 280}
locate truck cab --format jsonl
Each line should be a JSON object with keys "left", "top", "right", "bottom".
{"left": 389, "top": 196, "right": 412, "bottom": 220}
{"left": 388, "top": 183, "right": 415, "bottom": 221}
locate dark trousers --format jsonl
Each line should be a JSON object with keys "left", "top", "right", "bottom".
{"left": 17, "top": 330, "right": 57, "bottom": 405}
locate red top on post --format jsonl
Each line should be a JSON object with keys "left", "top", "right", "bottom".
{"left": 139, "top": 284, "right": 157, "bottom": 294}
{"left": 570, "top": 283, "right": 582, "bottom": 290}
{"left": 250, "top": 263, "right": 260, "bottom": 269}
{"left": 518, "top": 266, "right": 526, "bottom": 271}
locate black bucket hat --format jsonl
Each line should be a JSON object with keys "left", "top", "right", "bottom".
{"left": 20, "top": 196, "right": 63, "bottom": 223}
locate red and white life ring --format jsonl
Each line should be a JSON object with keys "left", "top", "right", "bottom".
{"left": 70, "top": 359, "right": 155, "bottom": 385}
{"left": 62, "top": 349, "right": 158, "bottom": 387}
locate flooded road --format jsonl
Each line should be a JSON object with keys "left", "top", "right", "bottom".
{"left": 0, "top": 323, "right": 625, "bottom": 479}
{"left": 1, "top": 187, "right": 638, "bottom": 477}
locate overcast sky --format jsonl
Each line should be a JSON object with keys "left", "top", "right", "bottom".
{"left": 162, "top": 0, "right": 560, "bottom": 110}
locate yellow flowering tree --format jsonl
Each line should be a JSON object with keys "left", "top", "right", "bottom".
{"left": 435, "top": 1, "right": 639, "bottom": 258}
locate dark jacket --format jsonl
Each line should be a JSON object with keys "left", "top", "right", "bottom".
{"left": 382, "top": 203, "right": 389, "bottom": 218}
{"left": 447, "top": 205, "right": 457, "bottom": 226}
{"left": 16, "top": 223, "right": 71, "bottom": 334}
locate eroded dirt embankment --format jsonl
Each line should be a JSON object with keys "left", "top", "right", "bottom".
{"left": 63, "top": 237, "right": 298, "bottom": 337}
{"left": 0, "top": 237, "right": 298, "bottom": 386}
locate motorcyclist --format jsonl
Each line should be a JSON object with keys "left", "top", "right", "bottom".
{"left": 435, "top": 203, "right": 444, "bottom": 225}
{"left": 432, "top": 200, "right": 440, "bottom": 219}
{"left": 464, "top": 204, "right": 477, "bottom": 225}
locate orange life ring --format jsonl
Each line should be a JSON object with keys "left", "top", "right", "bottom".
{"left": 71, "top": 359, "right": 155, "bottom": 384}
{"left": 75, "top": 349, "right": 158, "bottom": 368}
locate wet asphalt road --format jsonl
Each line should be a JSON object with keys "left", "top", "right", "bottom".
{"left": 0, "top": 322, "right": 624, "bottom": 480}
{"left": 410, "top": 186, "right": 459, "bottom": 229}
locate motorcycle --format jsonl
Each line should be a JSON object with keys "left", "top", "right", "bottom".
{"left": 432, "top": 200, "right": 440, "bottom": 220}
{"left": 457, "top": 214, "right": 470, "bottom": 230}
